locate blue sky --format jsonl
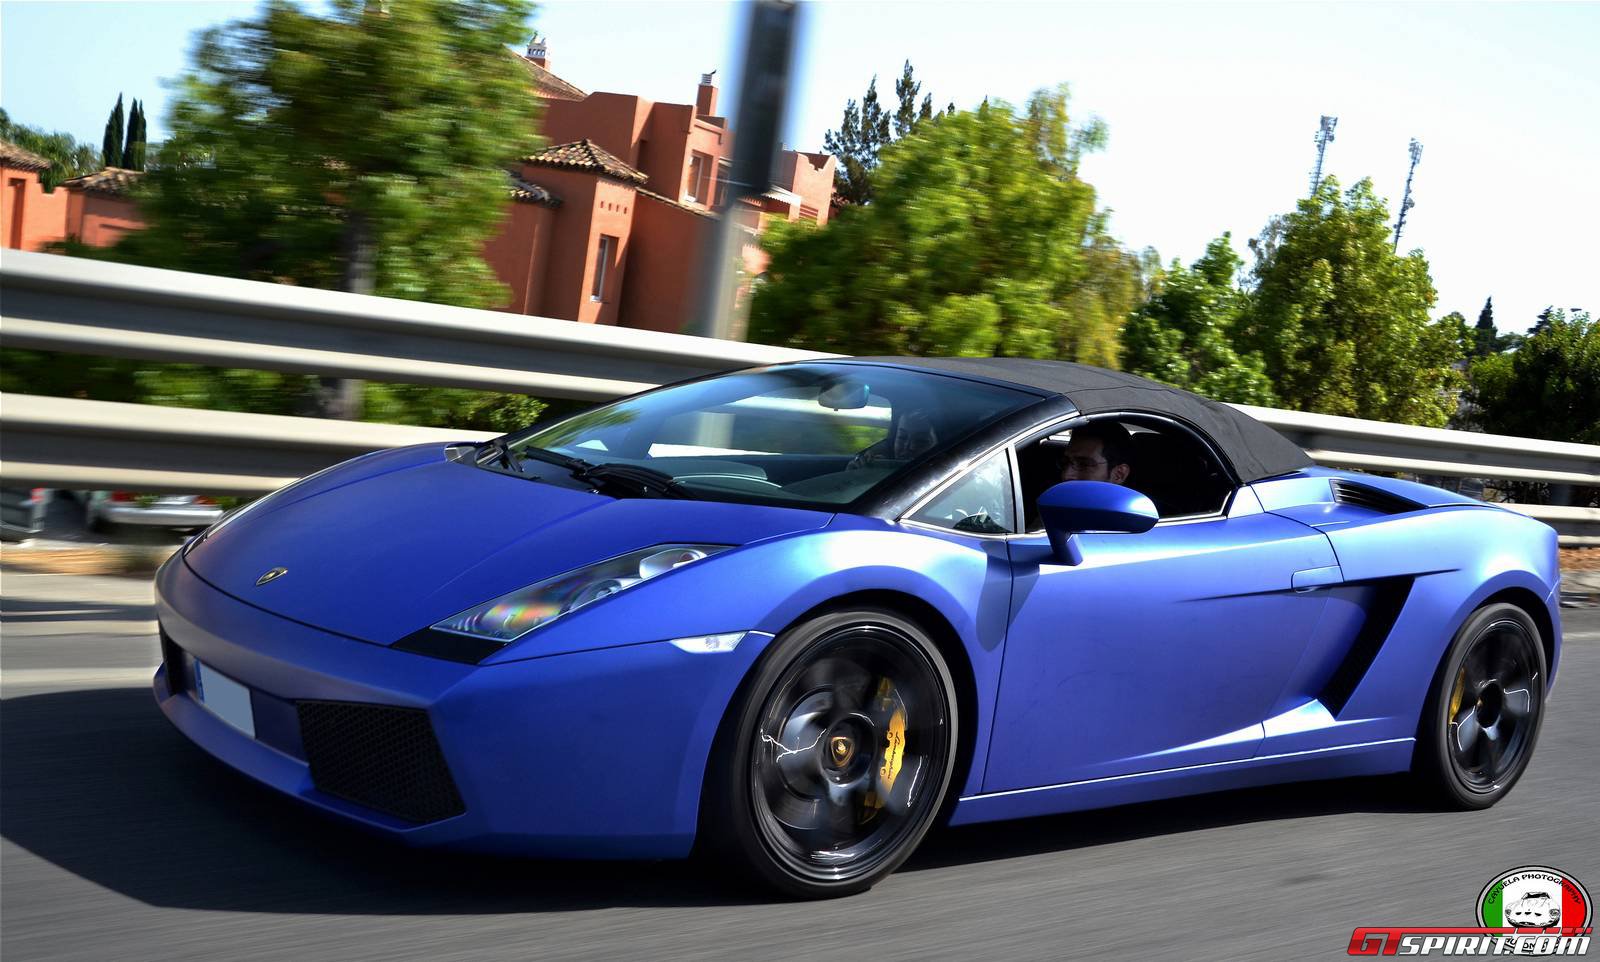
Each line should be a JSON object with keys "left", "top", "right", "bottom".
{"left": 3, "top": 0, "right": 1596, "bottom": 332}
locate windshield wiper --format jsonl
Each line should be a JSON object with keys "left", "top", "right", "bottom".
{"left": 574, "top": 463, "right": 688, "bottom": 499}
{"left": 517, "top": 444, "right": 595, "bottom": 473}
{"left": 478, "top": 441, "right": 596, "bottom": 476}
{"left": 478, "top": 441, "right": 682, "bottom": 498}
{"left": 476, "top": 437, "right": 523, "bottom": 472}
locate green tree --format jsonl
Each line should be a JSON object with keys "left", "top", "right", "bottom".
{"left": 892, "top": 59, "right": 933, "bottom": 140}
{"left": 1473, "top": 297, "right": 1497, "bottom": 357}
{"left": 101, "top": 93, "right": 125, "bottom": 169}
{"left": 0, "top": 109, "right": 101, "bottom": 190}
{"left": 822, "top": 75, "right": 890, "bottom": 207}
{"left": 1237, "top": 176, "right": 1464, "bottom": 426}
{"left": 122, "top": 99, "right": 147, "bottom": 171}
{"left": 97, "top": 0, "right": 541, "bottom": 417}
{"left": 753, "top": 91, "right": 1140, "bottom": 365}
{"left": 1122, "top": 235, "right": 1278, "bottom": 405}
{"left": 1468, "top": 309, "right": 1599, "bottom": 444}
{"left": 823, "top": 61, "right": 941, "bottom": 206}
{"left": 111, "top": 0, "right": 539, "bottom": 307}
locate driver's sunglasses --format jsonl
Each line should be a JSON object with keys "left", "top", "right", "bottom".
{"left": 1059, "top": 456, "right": 1108, "bottom": 473}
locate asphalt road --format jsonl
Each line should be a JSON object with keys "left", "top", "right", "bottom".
{"left": 3, "top": 570, "right": 1596, "bottom": 962}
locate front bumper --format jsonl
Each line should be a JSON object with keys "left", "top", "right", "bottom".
{"left": 153, "top": 555, "right": 770, "bottom": 858}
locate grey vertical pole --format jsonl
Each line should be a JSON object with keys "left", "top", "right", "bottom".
{"left": 686, "top": 0, "right": 800, "bottom": 340}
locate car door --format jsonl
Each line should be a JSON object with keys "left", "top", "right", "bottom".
{"left": 983, "top": 488, "right": 1340, "bottom": 794}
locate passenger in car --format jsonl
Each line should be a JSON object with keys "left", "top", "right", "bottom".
{"left": 1058, "top": 421, "right": 1133, "bottom": 486}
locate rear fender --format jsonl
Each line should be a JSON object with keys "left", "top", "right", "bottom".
{"left": 1320, "top": 507, "right": 1560, "bottom": 734}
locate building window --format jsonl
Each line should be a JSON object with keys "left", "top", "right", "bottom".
{"left": 591, "top": 234, "right": 616, "bottom": 302}
{"left": 686, "top": 152, "right": 711, "bottom": 204}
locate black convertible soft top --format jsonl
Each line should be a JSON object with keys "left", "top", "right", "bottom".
{"left": 848, "top": 356, "right": 1313, "bottom": 483}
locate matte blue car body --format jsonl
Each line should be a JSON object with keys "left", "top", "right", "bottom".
{"left": 154, "top": 423, "right": 1562, "bottom": 858}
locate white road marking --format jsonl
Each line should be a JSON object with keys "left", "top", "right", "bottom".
{"left": 2, "top": 668, "right": 156, "bottom": 690}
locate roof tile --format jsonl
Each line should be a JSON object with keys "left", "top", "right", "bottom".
{"left": 59, "top": 167, "right": 144, "bottom": 197}
{"left": 524, "top": 139, "right": 647, "bottom": 186}
{"left": 516, "top": 54, "right": 587, "bottom": 102}
{"left": 0, "top": 139, "right": 52, "bottom": 172}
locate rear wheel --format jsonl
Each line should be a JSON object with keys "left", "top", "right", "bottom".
{"left": 705, "top": 608, "right": 958, "bottom": 898}
{"left": 1416, "top": 602, "right": 1546, "bottom": 809}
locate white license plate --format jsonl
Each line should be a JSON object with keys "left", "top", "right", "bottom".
{"left": 194, "top": 660, "right": 256, "bottom": 738}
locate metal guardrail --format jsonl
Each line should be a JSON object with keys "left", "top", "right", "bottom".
{"left": 0, "top": 250, "right": 825, "bottom": 401}
{"left": 0, "top": 392, "right": 494, "bottom": 495}
{"left": 2, "top": 250, "right": 1597, "bottom": 542}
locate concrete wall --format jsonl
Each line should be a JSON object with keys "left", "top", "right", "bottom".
{"left": 619, "top": 190, "right": 716, "bottom": 333}
{"left": 70, "top": 193, "right": 142, "bottom": 248}
{"left": 683, "top": 117, "right": 728, "bottom": 209}
{"left": 542, "top": 88, "right": 733, "bottom": 211}
{"left": 2, "top": 168, "right": 148, "bottom": 253}
{"left": 2, "top": 166, "right": 69, "bottom": 251}
{"left": 543, "top": 92, "right": 651, "bottom": 170}
{"left": 483, "top": 201, "right": 556, "bottom": 314}
{"left": 514, "top": 165, "right": 636, "bottom": 326}
{"left": 779, "top": 151, "right": 837, "bottom": 226}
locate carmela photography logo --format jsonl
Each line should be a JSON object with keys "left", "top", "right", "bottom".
{"left": 1348, "top": 865, "right": 1591, "bottom": 957}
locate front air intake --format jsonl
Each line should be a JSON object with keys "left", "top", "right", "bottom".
{"left": 1330, "top": 479, "right": 1422, "bottom": 516}
{"left": 160, "top": 627, "right": 187, "bottom": 695}
{"left": 296, "top": 701, "right": 465, "bottom": 824}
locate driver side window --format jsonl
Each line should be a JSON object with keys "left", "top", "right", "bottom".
{"left": 1016, "top": 417, "right": 1233, "bottom": 530}
{"left": 909, "top": 451, "right": 1016, "bottom": 535}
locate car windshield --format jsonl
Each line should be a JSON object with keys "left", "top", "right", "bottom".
{"left": 498, "top": 363, "right": 1039, "bottom": 508}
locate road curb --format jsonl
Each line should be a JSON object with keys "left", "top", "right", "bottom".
{"left": 0, "top": 544, "right": 177, "bottom": 578}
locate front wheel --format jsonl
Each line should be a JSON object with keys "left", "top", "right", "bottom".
{"left": 1416, "top": 602, "right": 1546, "bottom": 809}
{"left": 705, "top": 608, "right": 959, "bottom": 898}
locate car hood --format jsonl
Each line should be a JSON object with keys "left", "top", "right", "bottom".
{"left": 184, "top": 446, "right": 832, "bottom": 645}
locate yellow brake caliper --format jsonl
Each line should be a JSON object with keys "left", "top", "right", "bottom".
{"left": 1449, "top": 667, "right": 1466, "bottom": 722}
{"left": 863, "top": 678, "right": 907, "bottom": 820}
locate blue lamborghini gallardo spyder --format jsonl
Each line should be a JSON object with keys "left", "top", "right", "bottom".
{"left": 155, "top": 358, "right": 1562, "bottom": 897}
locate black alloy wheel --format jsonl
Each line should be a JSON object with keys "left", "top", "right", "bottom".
{"left": 705, "top": 608, "right": 958, "bottom": 898}
{"left": 1417, "top": 602, "right": 1546, "bottom": 809}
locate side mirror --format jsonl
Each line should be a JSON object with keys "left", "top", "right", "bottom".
{"left": 1038, "top": 481, "right": 1158, "bottom": 564}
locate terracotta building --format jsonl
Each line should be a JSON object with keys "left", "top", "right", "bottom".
{"left": 1, "top": 141, "right": 144, "bottom": 253}
{"left": 483, "top": 39, "right": 837, "bottom": 332}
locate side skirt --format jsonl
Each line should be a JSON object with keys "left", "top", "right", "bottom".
{"left": 946, "top": 737, "right": 1414, "bottom": 826}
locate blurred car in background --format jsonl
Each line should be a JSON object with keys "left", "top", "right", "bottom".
{"left": 85, "top": 492, "right": 224, "bottom": 534}
{"left": 0, "top": 487, "right": 49, "bottom": 542}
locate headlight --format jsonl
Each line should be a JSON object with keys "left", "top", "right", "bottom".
{"left": 431, "top": 544, "right": 730, "bottom": 644}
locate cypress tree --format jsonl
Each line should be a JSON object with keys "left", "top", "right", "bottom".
{"left": 122, "top": 101, "right": 136, "bottom": 169}
{"left": 1473, "top": 297, "right": 1497, "bottom": 357}
{"left": 101, "top": 94, "right": 124, "bottom": 168}
{"left": 124, "top": 100, "right": 147, "bottom": 171}
{"left": 101, "top": 94, "right": 125, "bottom": 168}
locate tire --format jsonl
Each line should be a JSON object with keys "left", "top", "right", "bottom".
{"left": 1415, "top": 602, "right": 1547, "bottom": 809}
{"left": 703, "top": 607, "right": 959, "bottom": 898}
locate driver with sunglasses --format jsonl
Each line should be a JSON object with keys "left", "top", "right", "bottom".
{"left": 1058, "top": 421, "right": 1133, "bottom": 486}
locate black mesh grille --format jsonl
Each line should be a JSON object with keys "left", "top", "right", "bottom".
{"left": 160, "top": 628, "right": 186, "bottom": 695}
{"left": 296, "top": 701, "right": 465, "bottom": 824}
{"left": 1330, "top": 479, "right": 1422, "bottom": 515}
